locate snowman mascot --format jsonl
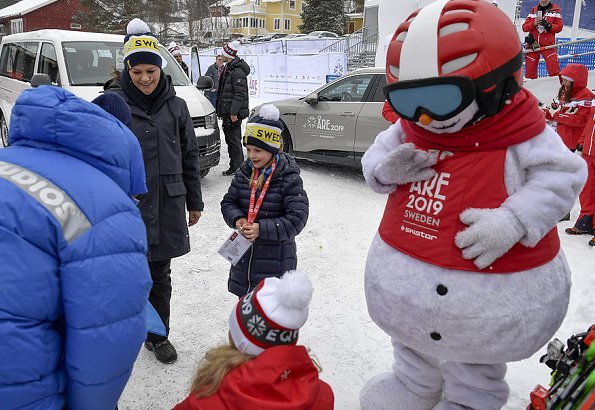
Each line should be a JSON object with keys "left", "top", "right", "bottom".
{"left": 360, "top": 1, "right": 587, "bottom": 409}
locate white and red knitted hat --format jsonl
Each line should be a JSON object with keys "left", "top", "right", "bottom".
{"left": 229, "top": 270, "right": 313, "bottom": 356}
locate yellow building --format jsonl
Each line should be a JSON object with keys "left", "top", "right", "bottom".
{"left": 228, "top": 0, "right": 304, "bottom": 37}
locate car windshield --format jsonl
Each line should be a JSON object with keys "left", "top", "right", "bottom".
{"left": 62, "top": 41, "right": 191, "bottom": 86}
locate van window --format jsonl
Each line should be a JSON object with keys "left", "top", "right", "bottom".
{"left": 0, "top": 42, "right": 39, "bottom": 82}
{"left": 61, "top": 41, "right": 191, "bottom": 87}
{"left": 38, "top": 42, "right": 59, "bottom": 84}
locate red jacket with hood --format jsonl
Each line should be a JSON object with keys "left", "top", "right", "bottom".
{"left": 522, "top": 2, "right": 563, "bottom": 48}
{"left": 174, "top": 345, "right": 334, "bottom": 410}
{"left": 548, "top": 64, "right": 594, "bottom": 149}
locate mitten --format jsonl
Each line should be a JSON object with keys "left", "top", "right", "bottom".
{"left": 576, "top": 143, "right": 583, "bottom": 152}
{"left": 455, "top": 207, "right": 526, "bottom": 269}
{"left": 374, "top": 143, "right": 437, "bottom": 185}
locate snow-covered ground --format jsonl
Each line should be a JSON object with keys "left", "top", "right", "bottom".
{"left": 118, "top": 96, "right": 595, "bottom": 409}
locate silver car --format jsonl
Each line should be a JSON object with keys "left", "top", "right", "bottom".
{"left": 249, "top": 67, "right": 391, "bottom": 167}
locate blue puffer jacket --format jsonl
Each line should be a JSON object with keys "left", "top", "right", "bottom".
{"left": 221, "top": 153, "right": 309, "bottom": 296}
{"left": 0, "top": 87, "right": 152, "bottom": 410}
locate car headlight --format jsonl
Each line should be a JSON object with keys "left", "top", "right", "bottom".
{"left": 204, "top": 112, "right": 217, "bottom": 129}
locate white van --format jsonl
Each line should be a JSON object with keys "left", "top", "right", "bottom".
{"left": 0, "top": 29, "right": 220, "bottom": 177}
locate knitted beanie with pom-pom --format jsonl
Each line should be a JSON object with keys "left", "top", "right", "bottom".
{"left": 229, "top": 270, "right": 313, "bottom": 356}
{"left": 243, "top": 104, "right": 284, "bottom": 154}
{"left": 123, "top": 18, "right": 162, "bottom": 69}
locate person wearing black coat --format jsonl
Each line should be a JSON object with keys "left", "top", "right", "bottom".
{"left": 217, "top": 41, "right": 250, "bottom": 176}
{"left": 221, "top": 105, "right": 309, "bottom": 297}
{"left": 112, "top": 18, "right": 204, "bottom": 365}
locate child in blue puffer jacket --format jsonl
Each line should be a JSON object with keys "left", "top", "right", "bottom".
{"left": 221, "top": 105, "right": 309, "bottom": 297}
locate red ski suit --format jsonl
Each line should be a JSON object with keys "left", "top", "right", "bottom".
{"left": 522, "top": 2, "right": 563, "bottom": 78}
{"left": 576, "top": 106, "right": 595, "bottom": 231}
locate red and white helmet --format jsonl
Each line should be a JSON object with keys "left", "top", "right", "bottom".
{"left": 384, "top": 0, "right": 523, "bottom": 122}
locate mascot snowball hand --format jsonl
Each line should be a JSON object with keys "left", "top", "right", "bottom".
{"left": 360, "top": 1, "right": 587, "bottom": 409}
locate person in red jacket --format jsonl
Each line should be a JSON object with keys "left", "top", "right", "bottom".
{"left": 522, "top": 0, "right": 563, "bottom": 79}
{"left": 174, "top": 270, "right": 334, "bottom": 410}
{"left": 382, "top": 100, "right": 399, "bottom": 123}
{"left": 543, "top": 64, "right": 594, "bottom": 151}
{"left": 566, "top": 104, "right": 595, "bottom": 243}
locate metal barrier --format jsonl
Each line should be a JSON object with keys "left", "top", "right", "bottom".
{"left": 524, "top": 37, "right": 595, "bottom": 78}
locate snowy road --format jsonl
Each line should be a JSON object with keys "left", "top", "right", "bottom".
{"left": 119, "top": 119, "right": 594, "bottom": 409}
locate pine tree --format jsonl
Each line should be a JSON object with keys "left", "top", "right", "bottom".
{"left": 74, "top": 0, "right": 146, "bottom": 34}
{"left": 299, "top": 0, "right": 346, "bottom": 35}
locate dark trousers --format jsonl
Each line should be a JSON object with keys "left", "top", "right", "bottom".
{"left": 222, "top": 116, "right": 244, "bottom": 171}
{"left": 147, "top": 259, "right": 172, "bottom": 343}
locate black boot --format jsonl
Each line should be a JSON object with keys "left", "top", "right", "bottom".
{"left": 145, "top": 339, "right": 177, "bottom": 364}
{"left": 559, "top": 212, "right": 571, "bottom": 222}
{"left": 589, "top": 237, "right": 595, "bottom": 247}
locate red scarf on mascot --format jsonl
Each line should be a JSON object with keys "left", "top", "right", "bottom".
{"left": 400, "top": 89, "right": 546, "bottom": 151}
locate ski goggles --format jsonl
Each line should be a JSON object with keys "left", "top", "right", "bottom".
{"left": 383, "top": 76, "right": 477, "bottom": 122}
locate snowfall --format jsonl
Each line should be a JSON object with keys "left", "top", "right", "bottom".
{"left": 118, "top": 76, "right": 595, "bottom": 409}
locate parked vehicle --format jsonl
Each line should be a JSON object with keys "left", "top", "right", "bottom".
{"left": 305, "top": 31, "right": 339, "bottom": 39}
{"left": 0, "top": 30, "right": 220, "bottom": 177}
{"left": 284, "top": 34, "right": 307, "bottom": 40}
{"left": 249, "top": 67, "right": 390, "bottom": 168}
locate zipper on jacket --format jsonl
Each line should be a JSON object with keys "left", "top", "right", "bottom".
{"left": 247, "top": 245, "right": 254, "bottom": 292}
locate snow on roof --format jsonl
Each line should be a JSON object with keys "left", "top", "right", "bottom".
{"left": 227, "top": 0, "right": 246, "bottom": 6}
{"left": 0, "top": 0, "right": 56, "bottom": 19}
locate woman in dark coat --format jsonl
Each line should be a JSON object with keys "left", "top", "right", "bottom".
{"left": 113, "top": 18, "right": 203, "bottom": 364}
{"left": 221, "top": 105, "right": 309, "bottom": 297}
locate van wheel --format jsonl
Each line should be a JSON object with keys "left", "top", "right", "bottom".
{"left": 200, "top": 168, "right": 210, "bottom": 178}
{"left": 0, "top": 113, "right": 8, "bottom": 147}
{"left": 282, "top": 129, "right": 293, "bottom": 154}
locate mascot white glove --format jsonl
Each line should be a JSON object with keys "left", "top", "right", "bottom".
{"left": 455, "top": 207, "right": 527, "bottom": 269}
{"left": 374, "top": 143, "right": 437, "bottom": 186}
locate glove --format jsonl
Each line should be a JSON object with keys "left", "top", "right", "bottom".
{"left": 455, "top": 207, "right": 526, "bottom": 269}
{"left": 576, "top": 143, "right": 583, "bottom": 152}
{"left": 374, "top": 143, "right": 437, "bottom": 185}
{"left": 540, "top": 20, "right": 552, "bottom": 31}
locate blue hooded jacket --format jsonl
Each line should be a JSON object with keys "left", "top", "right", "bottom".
{"left": 0, "top": 86, "right": 152, "bottom": 409}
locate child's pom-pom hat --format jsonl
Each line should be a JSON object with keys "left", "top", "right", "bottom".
{"left": 229, "top": 270, "right": 313, "bottom": 356}
{"left": 244, "top": 104, "right": 284, "bottom": 154}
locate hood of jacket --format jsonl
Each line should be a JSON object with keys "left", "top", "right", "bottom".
{"left": 8, "top": 86, "right": 146, "bottom": 196}
{"left": 227, "top": 57, "right": 251, "bottom": 77}
{"left": 559, "top": 63, "right": 589, "bottom": 92}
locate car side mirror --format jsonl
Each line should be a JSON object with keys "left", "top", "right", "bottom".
{"left": 196, "top": 75, "right": 214, "bottom": 90}
{"left": 31, "top": 73, "right": 53, "bottom": 88}
{"left": 305, "top": 92, "right": 319, "bottom": 105}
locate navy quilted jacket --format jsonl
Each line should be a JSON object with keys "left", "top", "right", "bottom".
{"left": 0, "top": 87, "right": 152, "bottom": 409}
{"left": 221, "top": 153, "right": 308, "bottom": 296}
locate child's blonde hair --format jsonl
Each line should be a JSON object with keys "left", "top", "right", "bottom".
{"left": 190, "top": 341, "right": 253, "bottom": 398}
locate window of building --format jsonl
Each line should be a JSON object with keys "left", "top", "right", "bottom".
{"left": 250, "top": 17, "right": 255, "bottom": 28}
{"left": 289, "top": 0, "right": 296, "bottom": 9}
{"left": 37, "top": 42, "right": 59, "bottom": 83}
{"left": 10, "top": 18, "right": 23, "bottom": 34}
{"left": 274, "top": 18, "right": 280, "bottom": 30}
{"left": 70, "top": 23, "right": 81, "bottom": 30}
{"left": 259, "top": 19, "right": 264, "bottom": 28}
{"left": 284, "top": 19, "right": 291, "bottom": 31}
{"left": 243, "top": 17, "right": 248, "bottom": 27}
{"left": 255, "top": 0, "right": 261, "bottom": 5}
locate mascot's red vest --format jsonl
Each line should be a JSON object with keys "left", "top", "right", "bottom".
{"left": 379, "top": 90, "right": 560, "bottom": 273}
